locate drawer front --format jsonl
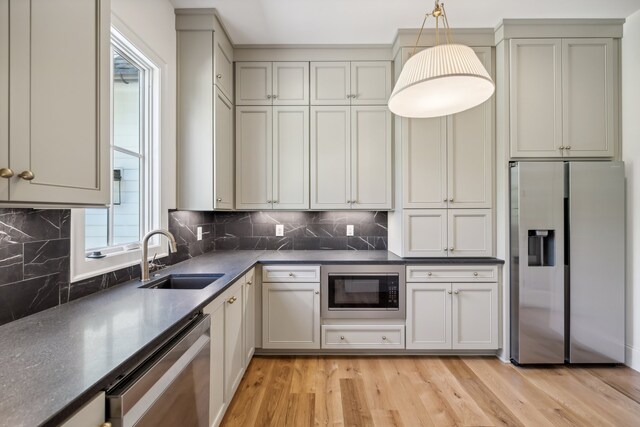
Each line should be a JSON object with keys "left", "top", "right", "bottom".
{"left": 262, "top": 265, "right": 320, "bottom": 282}
{"left": 322, "top": 325, "right": 405, "bottom": 349}
{"left": 406, "top": 265, "right": 498, "bottom": 282}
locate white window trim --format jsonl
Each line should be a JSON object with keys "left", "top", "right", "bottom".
{"left": 71, "top": 18, "right": 168, "bottom": 283}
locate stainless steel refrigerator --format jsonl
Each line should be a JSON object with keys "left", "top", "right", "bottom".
{"left": 510, "top": 161, "right": 625, "bottom": 364}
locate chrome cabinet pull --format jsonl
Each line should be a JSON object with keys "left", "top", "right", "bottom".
{"left": 273, "top": 94, "right": 278, "bottom": 99}
{"left": 267, "top": 94, "right": 272, "bottom": 99}
{"left": 449, "top": 247, "right": 454, "bottom": 251}
{"left": 340, "top": 336, "right": 345, "bottom": 340}
{"left": 315, "top": 290, "right": 319, "bottom": 294}
{"left": 382, "top": 336, "right": 387, "bottom": 340}
{"left": 454, "top": 290, "right": 459, "bottom": 294}
{"left": 449, "top": 198, "right": 454, "bottom": 202}
{"left": 447, "top": 290, "right": 452, "bottom": 294}
{"left": 473, "top": 272, "right": 478, "bottom": 277}
{"left": 216, "top": 74, "right": 222, "bottom": 79}
{"left": 216, "top": 198, "right": 222, "bottom": 202}
{"left": 288, "top": 272, "right": 294, "bottom": 277}
{"left": 444, "top": 247, "right": 448, "bottom": 251}
{"left": 428, "top": 272, "right": 433, "bottom": 276}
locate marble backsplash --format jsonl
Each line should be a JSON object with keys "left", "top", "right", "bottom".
{"left": 0, "top": 208, "right": 387, "bottom": 326}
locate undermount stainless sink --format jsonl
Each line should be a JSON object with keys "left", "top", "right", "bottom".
{"left": 140, "top": 274, "right": 223, "bottom": 290}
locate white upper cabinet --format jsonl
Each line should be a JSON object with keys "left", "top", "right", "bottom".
{"left": 2, "top": 0, "right": 109, "bottom": 205}
{"left": 447, "top": 209, "right": 493, "bottom": 257}
{"left": 214, "top": 27, "right": 234, "bottom": 101}
{"left": 509, "top": 37, "right": 616, "bottom": 158}
{"left": 311, "top": 61, "right": 391, "bottom": 105}
{"left": 311, "top": 106, "right": 391, "bottom": 210}
{"left": 214, "top": 89, "right": 234, "bottom": 210}
{"left": 237, "top": 61, "right": 309, "bottom": 106}
{"left": 403, "top": 210, "right": 448, "bottom": 258}
{"left": 562, "top": 38, "right": 615, "bottom": 158}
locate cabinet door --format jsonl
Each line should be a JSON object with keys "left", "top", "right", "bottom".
{"left": 310, "top": 62, "right": 350, "bottom": 105}
{"left": 214, "top": 89, "right": 234, "bottom": 210}
{"left": 403, "top": 210, "right": 448, "bottom": 257}
{"left": 214, "top": 29, "right": 234, "bottom": 101}
{"left": 406, "top": 283, "right": 452, "bottom": 349}
{"left": 509, "top": 39, "right": 563, "bottom": 158}
{"left": 351, "top": 106, "right": 392, "bottom": 209}
{"left": 273, "top": 106, "right": 309, "bottom": 210}
{"left": 203, "top": 298, "right": 226, "bottom": 427}
{"left": 243, "top": 269, "right": 256, "bottom": 365}
{"left": 236, "top": 62, "right": 272, "bottom": 105}
{"left": 9, "top": 0, "right": 110, "bottom": 204}
{"left": 350, "top": 61, "right": 391, "bottom": 105}
{"left": 448, "top": 209, "right": 493, "bottom": 257}
{"left": 562, "top": 38, "right": 615, "bottom": 158}
{"left": 273, "top": 62, "right": 309, "bottom": 105}
{"left": 262, "top": 282, "right": 320, "bottom": 349}
{"left": 236, "top": 106, "right": 272, "bottom": 210}
{"left": 61, "top": 392, "right": 105, "bottom": 427}
{"left": 224, "top": 284, "right": 245, "bottom": 398}
{"left": 403, "top": 117, "right": 447, "bottom": 208}
{"left": 310, "top": 106, "right": 351, "bottom": 209}
{"left": 452, "top": 282, "right": 499, "bottom": 350}
{"left": 0, "top": 0, "right": 7, "bottom": 200}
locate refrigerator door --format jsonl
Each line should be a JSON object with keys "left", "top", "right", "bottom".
{"left": 568, "top": 161, "right": 625, "bottom": 363}
{"left": 511, "top": 162, "right": 565, "bottom": 364}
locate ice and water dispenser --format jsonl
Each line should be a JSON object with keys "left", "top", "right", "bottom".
{"left": 527, "top": 230, "right": 555, "bottom": 267}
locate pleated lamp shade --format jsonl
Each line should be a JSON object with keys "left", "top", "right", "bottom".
{"left": 388, "top": 44, "right": 495, "bottom": 118}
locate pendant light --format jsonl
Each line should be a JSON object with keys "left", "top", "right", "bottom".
{"left": 388, "top": 1, "right": 495, "bottom": 118}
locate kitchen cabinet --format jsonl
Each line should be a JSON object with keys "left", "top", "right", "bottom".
{"left": 176, "top": 14, "right": 235, "bottom": 210}
{"left": 203, "top": 294, "right": 227, "bottom": 427}
{"left": 510, "top": 38, "right": 616, "bottom": 158}
{"left": 243, "top": 268, "right": 256, "bottom": 365}
{"left": 262, "top": 281, "right": 320, "bottom": 349}
{"left": 236, "top": 61, "right": 309, "bottom": 106}
{"left": 310, "top": 61, "right": 391, "bottom": 105}
{"left": 1, "top": 0, "right": 110, "bottom": 205}
{"left": 224, "top": 282, "right": 244, "bottom": 399}
{"left": 60, "top": 392, "right": 105, "bottom": 427}
{"left": 311, "top": 105, "right": 392, "bottom": 209}
{"left": 402, "top": 209, "right": 492, "bottom": 258}
{"left": 406, "top": 266, "right": 499, "bottom": 350}
{"left": 236, "top": 106, "right": 309, "bottom": 210}
{"left": 321, "top": 324, "right": 405, "bottom": 349}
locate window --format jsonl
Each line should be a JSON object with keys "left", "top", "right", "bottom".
{"left": 71, "top": 27, "right": 162, "bottom": 282}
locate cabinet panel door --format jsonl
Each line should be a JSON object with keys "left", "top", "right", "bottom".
{"left": 273, "top": 107, "right": 309, "bottom": 210}
{"left": 406, "top": 283, "right": 452, "bottom": 349}
{"left": 448, "top": 209, "right": 493, "bottom": 257}
{"left": 351, "top": 106, "right": 392, "bottom": 210}
{"left": 350, "top": 61, "right": 391, "bottom": 105}
{"left": 562, "top": 38, "right": 615, "bottom": 158}
{"left": 273, "top": 62, "right": 309, "bottom": 105}
{"left": 9, "top": 0, "right": 110, "bottom": 204}
{"left": 403, "top": 117, "right": 447, "bottom": 208}
{"left": 403, "top": 209, "right": 448, "bottom": 257}
{"left": 61, "top": 392, "right": 105, "bottom": 427}
{"left": 452, "top": 282, "right": 499, "bottom": 350}
{"left": 236, "top": 107, "right": 272, "bottom": 209}
{"left": 203, "top": 298, "right": 226, "bottom": 427}
{"left": 310, "top": 62, "right": 350, "bottom": 105}
{"left": 0, "top": 0, "right": 7, "bottom": 200}
{"left": 310, "top": 106, "right": 351, "bottom": 209}
{"left": 214, "top": 89, "right": 234, "bottom": 210}
{"left": 509, "top": 39, "right": 563, "bottom": 158}
{"left": 214, "top": 29, "right": 234, "bottom": 101}
{"left": 243, "top": 270, "right": 256, "bottom": 365}
{"left": 236, "top": 62, "right": 272, "bottom": 105}
{"left": 224, "top": 284, "right": 245, "bottom": 398}
{"left": 262, "top": 282, "right": 320, "bottom": 349}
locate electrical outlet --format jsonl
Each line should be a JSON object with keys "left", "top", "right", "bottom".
{"left": 275, "top": 224, "right": 284, "bottom": 237}
{"left": 346, "top": 225, "right": 354, "bottom": 236}
{"left": 197, "top": 226, "right": 203, "bottom": 241}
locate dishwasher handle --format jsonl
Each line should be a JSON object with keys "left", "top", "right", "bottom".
{"left": 107, "top": 315, "right": 211, "bottom": 426}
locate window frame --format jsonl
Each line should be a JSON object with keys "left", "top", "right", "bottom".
{"left": 71, "top": 24, "right": 165, "bottom": 283}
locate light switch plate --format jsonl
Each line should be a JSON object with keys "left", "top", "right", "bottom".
{"left": 275, "top": 224, "right": 284, "bottom": 237}
{"left": 197, "top": 226, "right": 203, "bottom": 241}
{"left": 346, "top": 225, "right": 354, "bottom": 236}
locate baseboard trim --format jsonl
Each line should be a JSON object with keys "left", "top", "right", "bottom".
{"left": 255, "top": 349, "right": 499, "bottom": 357}
{"left": 626, "top": 344, "right": 640, "bottom": 372}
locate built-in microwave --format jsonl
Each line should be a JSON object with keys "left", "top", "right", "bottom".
{"left": 321, "top": 265, "right": 405, "bottom": 319}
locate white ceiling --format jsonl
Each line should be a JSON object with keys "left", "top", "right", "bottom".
{"left": 169, "top": 0, "right": 640, "bottom": 45}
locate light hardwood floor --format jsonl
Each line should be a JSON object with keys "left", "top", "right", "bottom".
{"left": 221, "top": 356, "right": 640, "bottom": 427}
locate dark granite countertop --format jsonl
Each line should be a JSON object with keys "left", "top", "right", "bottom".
{"left": 0, "top": 250, "right": 502, "bottom": 426}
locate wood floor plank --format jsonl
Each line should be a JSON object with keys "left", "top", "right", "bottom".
{"left": 221, "top": 356, "right": 640, "bottom": 427}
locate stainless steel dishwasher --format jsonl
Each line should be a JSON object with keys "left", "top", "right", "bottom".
{"left": 106, "top": 315, "right": 210, "bottom": 427}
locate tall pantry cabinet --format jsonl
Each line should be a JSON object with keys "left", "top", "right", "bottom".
{"left": 176, "top": 9, "right": 235, "bottom": 210}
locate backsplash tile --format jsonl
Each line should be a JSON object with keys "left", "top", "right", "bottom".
{"left": 0, "top": 208, "right": 388, "bottom": 326}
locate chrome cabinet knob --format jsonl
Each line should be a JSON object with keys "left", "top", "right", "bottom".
{"left": 216, "top": 74, "right": 222, "bottom": 79}
{"left": 450, "top": 247, "right": 454, "bottom": 251}
{"left": 449, "top": 198, "right": 454, "bottom": 202}
{"left": 382, "top": 336, "right": 387, "bottom": 340}
{"left": 0, "top": 168, "right": 13, "bottom": 179}
{"left": 315, "top": 290, "right": 319, "bottom": 294}
{"left": 352, "top": 200, "right": 358, "bottom": 204}
{"left": 473, "top": 272, "right": 478, "bottom": 276}
{"left": 444, "top": 247, "right": 448, "bottom": 251}
{"left": 443, "top": 198, "right": 448, "bottom": 202}
{"left": 454, "top": 290, "right": 459, "bottom": 294}
{"left": 18, "top": 170, "right": 35, "bottom": 181}
{"left": 447, "top": 290, "right": 452, "bottom": 294}
{"left": 267, "top": 94, "right": 272, "bottom": 99}
{"left": 288, "top": 272, "right": 294, "bottom": 276}
{"left": 267, "top": 200, "right": 272, "bottom": 203}
{"left": 273, "top": 94, "right": 278, "bottom": 99}
{"left": 346, "top": 94, "right": 351, "bottom": 99}
{"left": 427, "top": 272, "right": 432, "bottom": 276}
{"left": 216, "top": 197, "right": 222, "bottom": 202}
{"left": 340, "top": 336, "right": 345, "bottom": 340}
{"left": 559, "top": 146, "right": 565, "bottom": 150}
{"left": 565, "top": 146, "right": 571, "bottom": 150}
{"left": 273, "top": 200, "right": 279, "bottom": 204}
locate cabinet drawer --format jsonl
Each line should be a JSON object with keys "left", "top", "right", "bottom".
{"left": 406, "top": 265, "right": 498, "bottom": 282}
{"left": 322, "top": 325, "right": 405, "bottom": 349}
{"left": 262, "top": 265, "right": 320, "bottom": 282}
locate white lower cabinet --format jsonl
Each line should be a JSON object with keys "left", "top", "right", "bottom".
{"left": 322, "top": 325, "right": 404, "bottom": 349}
{"left": 204, "top": 297, "right": 226, "bottom": 427}
{"left": 224, "top": 283, "right": 244, "bottom": 399}
{"left": 406, "top": 269, "right": 499, "bottom": 350}
{"left": 243, "top": 268, "right": 256, "bottom": 365}
{"left": 262, "top": 282, "right": 320, "bottom": 349}
{"left": 60, "top": 392, "right": 105, "bottom": 427}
